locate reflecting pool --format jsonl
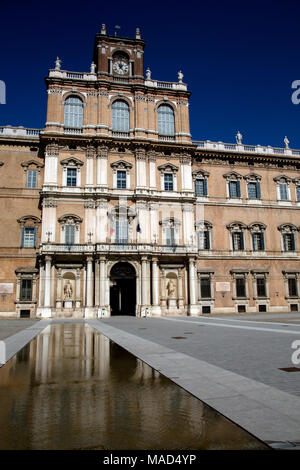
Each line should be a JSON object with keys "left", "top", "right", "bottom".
{"left": 0, "top": 323, "right": 268, "bottom": 450}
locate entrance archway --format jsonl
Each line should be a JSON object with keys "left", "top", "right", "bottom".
{"left": 110, "top": 262, "right": 136, "bottom": 316}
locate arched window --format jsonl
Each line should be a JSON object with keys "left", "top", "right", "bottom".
{"left": 112, "top": 100, "right": 130, "bottom": 132}
{"left": 64, "top": 96, "right": 83, "bottom": 128}
{"left": 158, "top": 104, "right": 175, "bottom": 136}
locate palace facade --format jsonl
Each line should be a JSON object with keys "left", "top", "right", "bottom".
{"left": 1, "top": 26, "right": 300, "bottom": 318}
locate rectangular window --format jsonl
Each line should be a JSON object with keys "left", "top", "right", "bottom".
{"left": 23, "top": 228, "right": 36, "bottom": 248}
{"left": 283, "top": 233, "right": 295, "bottom": 251}
{"left": 296, "top": 186, "right": 300, "bottom": 201}
{"left": 65, "top": 225, "right": 75, "bottom": 244}
{"left": 288, "top": 278, "right": 298, "bottom": 297}
{"left": 164, "top": 173, "right": 174, "bottom": 191}
{"left": 166, "top": 226, "right": 175, "bottom": 246}
{"left": 236, "top": 278, "right": 246, "bottom": 297}
{"left": 279, "top": 183, "right": 288, "bottom": 200}
{"left": 116, "top": 219, "right": 128, "bottom": 243}
{"left": 229, "top": 180, "right": 241, "bottom": 198}
{"left": 117, "top": 170, "right": 127, "bottom": 189}
{"left": 26, "top": 170, "right": 37, "bottom": 189}
{"left": 198, "top": 231, "right": 210, "bottom": 250}
{"left": 200, "top": 278, "right": 211, "bottom": 298}
{"left": 248, "top": 181, "right": 261, "bottom": 199}
{"left": 252, "top": 232, "right": 265, "bottom": 251}
{"left": 232, "top": 232, "right": 244, "bottom": 251}
{"left": 66, "top": 168, "right": 77, "bottom": 187}
{"left": 257, "top": 278, "right": 266, "bottom": 297}
{"left": 20, "top": 279, "right": 32, "bottom": 301}
{"left": 195, "top": 179, "right": 208, "bottom": 197}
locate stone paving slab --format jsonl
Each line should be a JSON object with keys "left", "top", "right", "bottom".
{"left": 88, "top": 318, "right": 300, "bottom": 447}
{"left": 0, "top": 319, "right": 39, "bottom": 340}
{"left": 0, "top": 319, "right": 51, "bottom": 365}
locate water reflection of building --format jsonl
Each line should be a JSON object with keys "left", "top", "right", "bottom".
{"left": 1, "top": 26, "right": 300, "bottom": 319}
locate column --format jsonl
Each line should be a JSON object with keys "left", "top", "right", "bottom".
{"left": 32, "top": 274, "right": 37, "bottom": 304}
{"left": 75, "top": 268, "right": 81, "bottom": 308}
{"left": 38, "top": 260, "right": 44, "bottom": 307}
{"left": 44, "top": 256, "right": 52, "bottom": 307}
{"left": 96, "top": 146, "right": 108, "bottom": 186}
{"left": 152, "top": 257, "right": 159, "bottom": 306}
{"left": 141, "top": 256, "right": 148, "bottom": 306}
{"left": 56, "top": 268, "right": 62, "bottom": 308}
{"left": 178, "top": 268, "right": 184, "bottom": 307}
{"left": 189, "top": 258, "right": 196, "bottom": 306}
{"left": 86, "top": 147, "right": 95, "bottom": 187}
{"left": 95, "top": 259, "right": 100, "bottom": 306}
{"left": 161, "top": 268, "right": 166, "bottom": 307}
{"left": 86, "top": 256, "right": 93, "bottom": 307}
{"left": 99, "top": 257, "right": 106, "bottom": 307}
{"left": 197, "top": 272, "right": 201, "bottom": 302}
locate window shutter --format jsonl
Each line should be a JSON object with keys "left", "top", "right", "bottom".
{"left": 34, "top": 227, "right": 37, "bottom": 248}
{"left": 261, "top": 232, "right": 265, "bottom": 251}
{"left": 256, "top": 181, "right": 261, "bottom": 199}
{"left": 205, "top": 231, "right": 210, "bottom": 249}
{"left": 203, "top": 178, "right": 208, "bottom": 196}
{"left": 240, "top": 232, "right": 244, "bottom": 250}
{"left": 291, "top": 233, "right": 295, "bottom": 251}
{"left": 236, "top": 181, "right": 241, "bottom": 198}
{"left": 20, "top": 227, "right": 25, "bottom": 248}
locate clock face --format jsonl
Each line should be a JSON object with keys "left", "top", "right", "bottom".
{"left": 113, "top": 60, "right": 129, "bottom": 75}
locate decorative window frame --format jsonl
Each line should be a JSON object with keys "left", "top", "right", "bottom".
{"left": 251, "top": 269, "right": 269, "bottom": 300}
{"left": 227, "top": 221, "right": 247, "bottom": 251}
{"left": 160, "top": 217, "right": 181, "bottom": 245}
{"left": 58, "top": 214, "right": 83, "bottom": 244}
{"left": 21, "top": 160, "right": 44, "bottom": 189}
{"left": 223, "top": 171, "right": 242, "bottom": 200}
{"left": 282, "top": 270, "right": 300, "bottom": 304}
{"left": 17, "top": 215, "right": 41, "bottom": 248}
{"left": 158, "top": 163, "right": 178, "bottom": 192}
{"left": 195, "top": 220, "right": 212, "bottom": 250}
{"left": 63, "top": 94, "right": 85, "bottom": 129}
{"left": 278, "top": 223, "right": 297, "bottom": 252}
{"left": 247, "top": 222, "right": 266, "bottom": 252}
{"left": 293, "top": 178, "right": 300, "bottom": 202}
{"left": 60, "top": 157, "right": 84, "bottom": 187}
{"left": 273, "top": 175, "right": 292, "bottom": 202}
{"left": 15, "top": 267, "right": 39, "bottom": 316}
{"left": 109, "top": 204, "right": 136, "bottom": 243}
{"left": 156, "top": 101, "right": 176, "bottom": 137}
{"left": 230, "top": 270, "right": 250, "bottom": 309}
{"left": 192, "top": 170, "right": 209, "bottom": 198}
{"left": 244, "top": 173, "right": 262, "bottom": 200}
{"left": 197, "top": 270, "right": 214, "bottom": 302}
{"left": 110, "top": 97, "right": 131, "bottom": 135}
{"left": 110, "top": 160, "right": 132, "bottom": 189}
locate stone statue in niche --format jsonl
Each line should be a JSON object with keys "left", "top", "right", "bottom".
{"left": 64, "top": 280, "right": 73, "bottom": 300}
{"left": 166, "top": 279, "right": 176, "bottom": 298}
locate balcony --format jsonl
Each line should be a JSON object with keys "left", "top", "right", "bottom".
{"left": 48, "top": 69, "right": 97, "bottom": 81}
{"left": 40, "top": 242, "right": 198, "bottom": 256}
{"left": 193, "top": 140, "right": 300, "bottom": 158}
{"left": 0, "top": 126, "right": 40, "bottom": 139}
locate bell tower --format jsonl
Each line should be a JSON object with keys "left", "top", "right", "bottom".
{"left": 93, "top": 24, "right": 146, "bottom": 82}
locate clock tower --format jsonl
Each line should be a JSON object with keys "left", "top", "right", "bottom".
{"left": 93, "top": 24, "right": 145, "bottom": 82}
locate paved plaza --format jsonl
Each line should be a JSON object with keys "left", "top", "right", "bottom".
{"left": 1, "top": 312, "right": 300, "bottom": 449}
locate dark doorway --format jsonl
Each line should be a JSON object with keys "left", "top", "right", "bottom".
{"left": 110, "top": 262, "right": 136, "bottom": 316}
{"left": 20, "top": 310, "right": 30, "bottom": 318}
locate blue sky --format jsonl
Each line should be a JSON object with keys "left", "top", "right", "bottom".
{"left": 1, "top": 0, "right": 300, "bottom": 148}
